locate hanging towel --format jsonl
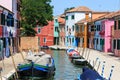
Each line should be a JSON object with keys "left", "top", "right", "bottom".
{"left": 5, "top": 38, "right": 10, "bottom": 58}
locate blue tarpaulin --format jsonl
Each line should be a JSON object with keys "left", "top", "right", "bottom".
{"left": 80, "top": 67, "right": 104, "bottom": 80}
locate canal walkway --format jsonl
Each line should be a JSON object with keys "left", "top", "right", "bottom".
{"left": 78, "top": 48, "right": 120, "bottom": 80}
{"left": 0, "top": 52, "right": 27, "bottom": 80}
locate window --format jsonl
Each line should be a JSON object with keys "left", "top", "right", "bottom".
{"left": 93, "top": 38, "right": 95, "bottom": 44}
{"left": 100, "top": 39, "right": 104, "bottom": 45}
{"left": 82, "top": 25, "right": 84, "bottom": 32}
{"left": 118, "top": 20, "right": 120, "bottom": 29}
{"left": 117, "top": 39, "right": 120, "bottom": 50}
{"left": 17, "top": 3, "right": 20, "bottom": 11}
{"left": 1, "top": 13, "right": 5, "bottom": 25}
{"left": 7, "top": 14, "right": 14, "bottom": 27}
{"left": 55, "top": 27, "right": 58, "bottom": 32}
{"left": 97, "top": 25, "right": 100, "bottom": 31}
{"left": 67, "top": 37, "right": 68, "bottom": 42}
{"left": 96, "top": 38, "right": 98, "bottom": 45}
{"left": 65, "top": 16, "right": 68, "bottom": 20}
{"left": 71, "top": 15, "right": 74, "bottom": 19}
{"left": 38, "top": 28, "right": 41, "bottom": 33}
{"left": 91, "top": 25, "right": 95, "bottom": 31}
{"left": 83, "top": 38, "right": 84, "bottom": 43}
{"left": 87, "top": 39, "right": 89, "bottom": 44}
{"left": 113, "top": 39, "right": 116, "bottom": 49}
{"left": 76, "top": 25, "right": 79, "bottom": 32}
{"left": 114, "top": 21, "right": 117, "bottom": 30}
{"left": 67, "top": 26, "right": 68, "bottom": 31}
{"left": 72, "top": 25, "right": 74, "bottom": 31}
{"left": 72, "top": 38, "right": 74, "bottom": 42}
{"left": 43, "top": 38, "right": 46, "bottom": 43}
{"left": 55, "top": 19, "right": 58, "bottom": 22}
{"left": 17, "top": 20, "right": 20, "bottom": 28}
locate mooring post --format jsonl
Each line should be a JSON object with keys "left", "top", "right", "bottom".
{"left": 0, "top": 67, "right": 2, "bottom": 80}
{"left": 93, "top": 57, "right": 99, "bottom": 68}
{"left": 101, "top": 61, "right": 106, "bottom": 77}
{"left": 97, "top": 61, "right": 101, "bottom": 71}
{"left": 108, "top": 66, "right": 114, "bottom": 80}
{"left": 86, "top": 49, "right": 90, "bottom": 61}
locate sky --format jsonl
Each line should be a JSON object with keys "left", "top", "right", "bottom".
{"left": 51, "top": 0, "right": 120, "bottom": 16}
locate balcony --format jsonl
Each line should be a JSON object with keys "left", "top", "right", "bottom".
{"left": 99, "top": 31, "right": 105, "bottom": 36}
{"left": 75, "top": 32, "right": 84, "bottom": 37}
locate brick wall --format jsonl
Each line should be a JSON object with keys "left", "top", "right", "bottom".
{"left": 20, "top": 36, "right": 39, "bottom": 51}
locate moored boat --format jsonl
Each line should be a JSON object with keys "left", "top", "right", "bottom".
{"left": 77, "top": 67, "right": 104, "bottom": 80}
{"left": 17, "top": 51, "right": 55, "bottom": 79}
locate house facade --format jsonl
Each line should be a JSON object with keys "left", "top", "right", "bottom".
{"left": 112, "top": 11, "right": 120, "bottom": 56}
{"left": 36, "top": 21, "right": 54, "bottom": 47}
{"left": 100, "top": 19, "right": 114, "bottom": 52}
{"left": 0, "top": 0, "right": 21, "bottom": 57}
{"left": 54, "top": 16, "right": 59, "bottom": 45}
{"left": 0, "top": 5, "right": 15, "bottom": 58}
{"left": 88, "top": 12, "right": 109, "bottom": 49}
{"left": 58, "top": 16, "right": 65, "bottom": 46}
{"left": 65, "top": 6, "right": 92, "bottom": 47}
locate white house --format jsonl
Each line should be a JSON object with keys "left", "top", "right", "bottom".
{"left": 65, "top": 6, "right": 92, "bottom": 47}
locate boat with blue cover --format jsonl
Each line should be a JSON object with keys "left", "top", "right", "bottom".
{"left": 17, "top": 51, "right": 55, "bottom": 79}
{"left": 77, "top": 67, "right": 104, "bottom": 80}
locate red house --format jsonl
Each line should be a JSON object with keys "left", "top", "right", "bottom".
{"left": 35, "top": 21, "right": 54, "bottom": 47}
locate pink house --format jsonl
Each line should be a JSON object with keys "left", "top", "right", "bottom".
{"left": 100, "top": 19, "right": 114, "bottom": 52}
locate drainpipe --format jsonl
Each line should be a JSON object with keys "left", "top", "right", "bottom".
{"left": 84, "top": 13, "right": 89, "bottom": 48}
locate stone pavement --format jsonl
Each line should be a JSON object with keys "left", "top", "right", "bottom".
{"left": 78, "top": 48, "right": 120, "bottom": 80}
{"left": 0, "top": 52, "right": 27, "bottom": 80}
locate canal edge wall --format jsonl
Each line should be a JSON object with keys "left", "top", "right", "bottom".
{"left": 78, "top": 48, "right": 120, "bottom": 80}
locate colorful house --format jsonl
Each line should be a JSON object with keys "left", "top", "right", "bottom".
{"left": 75, "top": 12, "right": 108, "bottom": 48}
{"left": 0, "top": 5, "right": 15, "bottom": 58}
{"left": 58, "top": 15, "right": 65, "bottom": 46}
{"left": 93, "top": 12, "right": 114, "bottom": 52}
{"left": 111, "top": 11, "right": 120, "bottom": 56}
{"left": 36, "top": 21, "right": 54, "bottom": 47}
{"left": 65, "top": 6, "right": 92, "bottom": 47}
{"left": 88, "top": 12, "right": 109, "bottom": 49}
{"left": 0, "top": 0, "right": 21, "bottom": 53}
{"left": 54, "top": 16, "right": 60, "bottom": 45}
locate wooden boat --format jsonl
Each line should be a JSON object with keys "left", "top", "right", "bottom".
{"left": 77, "top": 67, "right": 104, "bottom": 80}
{"left": 17, "top": 51, "right": 55, "bottom": 79}
{"left": 41, "top": 45, "right": 49, "bottom": 49}
{"left": 66, "top": 48, "right": 75, "bottom": 54}
{"left": 68, "top": 50, "right": 80, "bottom": 58}
{"left": 73, "top": 59, "right": 87, "bottom": 65}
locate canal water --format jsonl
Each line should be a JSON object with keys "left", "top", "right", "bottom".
{"left": 45, "top": 49, "right": 83, "bottom": 80}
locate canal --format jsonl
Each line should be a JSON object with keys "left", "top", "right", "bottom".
{"left": 45, "top": 49, "right": 83, "bottom": 80}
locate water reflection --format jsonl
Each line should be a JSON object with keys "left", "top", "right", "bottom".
{"left": 44, "top": 49, "right": 83, "bottom": 80}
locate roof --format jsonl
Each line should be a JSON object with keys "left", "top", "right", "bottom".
{"left": 76, "top": 12, "right": 113, "bottom": 24}
{"left": 66, "top": 6, "right": 92, "bottom": 13}
{"left": 0, "top": 5, "right": 13, "bottom": 14}
{"left": 93, "top": 11, "right": 120, "bottom": 21}
{"left": 58, "top": 16, "right": 65, "bottom": 24}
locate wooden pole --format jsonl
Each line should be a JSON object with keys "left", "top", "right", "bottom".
{"left": 0, "top": 67, "right": 2, "bottom": 80}
{"left": 20, "top": 46, "right": 24, "bottom": 61}
{"left": 10, "top": 47, "right": 19, "bottom": 79}
{"left": 81, "top": 48, "right": 85, "bottom": 57}
{"left": 86, "top": 49, "right": 90, "bottom": 61}
{"left": 97, "top": 61, "right": 101, "bottom": 71}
